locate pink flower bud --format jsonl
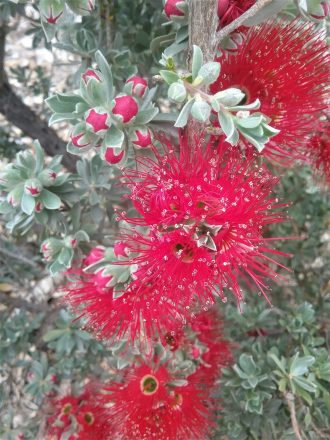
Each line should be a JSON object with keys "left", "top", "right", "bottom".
{"left": 70, "top": 238, "right": 78, "bottom": 248}
{"left": 126, "top": 76, "right": 148, "bottom": 97}
{"left": 85, "top": 108, "right": 110, "bottom": 133}
{"left": 84, "top": 247, "right": 105, "bottom": 266}
{"left": 82, "top": 68, "right": 101, "bottom": 84}
{"left": 164, "top": 0, "right": 185, "bottom": 18}
{"left": 17, "top": 433, "right": 24, "bottom": 440}
{"left": 38, "top": 168, "right": 57, "bottom": 186}
{"left": 24, "top": 179, "right": 43, "bottom": 197}
{"left": 94, "top": 270, "right": 113, "bottom": 289}
{"left": 112, "top": 95, "right": 139, "bottom": 124}
{"left": 50, "top": 374, "right": 57, "bottom": 383}
{"left": 114, "top": 241, "right": 129, "bottom": 258}
{"left": 70, "top": 132, "right": 93, "bottom": 148}
{"left": 131, "top": 128, "right": 152, "bottom": 149}
{"left": 217, "top": 0, "right": 230, "bottom": 18}
{"left": 311, "top": 1, "right": 330, "bottom": 18}
{"left": 192, "top": 346, "right": 200, "bottom": 359}
{"left": 105, "top": 147, "right": 125, "bottom": 164}
{"left": 35, "top": 201, "right": 44, "bottom": 213}
{"left": 45, "top": 9, "right": 63, "bottom": 24}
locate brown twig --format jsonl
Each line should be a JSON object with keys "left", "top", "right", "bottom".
{"left": 213, "top": 0, "right": 274, "bottom": 46}
{"left": 284, "top": 392, "right": 303, "bottom": 440}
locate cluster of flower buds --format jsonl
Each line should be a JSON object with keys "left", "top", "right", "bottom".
{"left": 161, "top": 45, "right": 279, "bottom": 153}
{"left": 0, "top": 141, "right": 76, "bottom": 233}
{"left": 47, "top": 51, "right": 158, "bottom": 166}
{"left": 41, "top": 230, "right": 89, "bottom": 275}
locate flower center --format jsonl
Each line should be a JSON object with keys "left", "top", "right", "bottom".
{"left": 140, "top": 374, "right": 159, "bottom": 395}
{"left": 62, "top": 403, "right": 72, "bottom": 414}
{"left": 84, "top": 412, "right": 95, "bottom": 425}
{"left": 173, "top": 243, "right": 195, "bottom": 263}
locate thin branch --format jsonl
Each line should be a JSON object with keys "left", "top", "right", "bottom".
{"left": 0, "top": 245, "right": 38, "bottom": 268}
{"left": 284, "top": 392, "right": 303, "bottom": 440}
{"left": 0, "top": 18, "right": 7, "bottom": 86}
{"left": 212, "top": 0, "right": 274, "bottom": 46}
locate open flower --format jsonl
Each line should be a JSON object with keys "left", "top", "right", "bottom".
{"left": 47, "top": 388, "right": 112, "bottom": 440}
{"left": 103, "top": 363, "right": 213, "bottom": 440}
{"left": 121, "top": 134, "right": 290, "bottom": 307}
{"left": 211, "top": 20, "right": 330, "bottom": 164}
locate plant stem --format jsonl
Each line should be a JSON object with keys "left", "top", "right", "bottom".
{"left": 284, "top": 392, "right": 303, "bottom": 440}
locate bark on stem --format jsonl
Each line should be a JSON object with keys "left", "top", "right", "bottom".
{"left": 284, "top": 392, "right": 303, "bottom": 440}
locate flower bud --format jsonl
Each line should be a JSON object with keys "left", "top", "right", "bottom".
{"left": 94, "top": 270, "right": 113, "bottom": 289}
{"left": 7, "top": 188, "right": 21, "bottom": 207}
{"left": 39, "top": 0, "right": 64, "bottom": 24}
{"left": 192, "top": 346, "right": 200, "bottom": 359}
{"left": 38, "top": 168, "right": 57, "bottom": 186}
{"left": 310, "top": 1, "right": 330, "bottom": 18}
{"left": 217, "top": 0, "right": 230, "bottom": 18}
{"left": 84, "top": 247, "right": 105, "bottom": 266}
{"left": 131, "top": 128, "right": 152, "bottom": 149}
{"left": 112, "top": 95, "right": 139, "bottom": 124}
{"left": 82, "top": 68, "right": 102, "bottom": 84}
{"left": 85, "top": 108, "right": 111, "bottom": 134}
{"left": 125, "top": 76, "right": 148, "bottom": 97}
{"left": 164, "top": 0, "right": 186, "bottom": 18}
{"left": 114, "top": 241, "right": 129, "bottom": 258}
{"left": 70, "top": 127, "right": 95, "bottom": 148}
{"left": 104, "top": 147, "right": 125, "bottom": 164}
{"left": 35, "top": 201, "right": 44, "bottom": 213}
{"left": 41, "top": 238, "right": 58, "bottom": 260}
{"left": 24, "top": 179, "right": 43, "bottom": 197}
{"left": 64, "top": 236, "right": 78, "bottom": 248}
{"left": 66, "top": 0, "right": 95, "bottom": 15}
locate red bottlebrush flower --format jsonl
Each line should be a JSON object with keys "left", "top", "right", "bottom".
{"left": 309, "top": 121, "right": 330, "bottom": 186}
{"left": 104, "top": 363, "right": 213, "bottom": 440}
{"left": 164, "top": 0, "right": 186, "bottom": 18}
{"left": 104, "top": 147, "right": 125, "bottom": 164}
{"left": 126, "top": 75, "right": 148, "bottom": 97}
{"left": 112, "top": 95, "right": 139, "bottom": 123}
{"left": 121, "top": 134, "right": 289, "bottom": 307}
{"left": 131, "top": 128, "right": 153, "bottom": 148}
{"left": 211, "top": 20, "right": 330, "bottom": 164}
{"left": 217, "top": 0, "right": 255, "bottom": 28}
{"left": 189, "top": 308, "right": 232, "bottom": 386}
{"left": 47, "top": 389, "right": 112, "bottom": 440}
{"left": 85, "top": 108, "right": 110, "bottom": 133}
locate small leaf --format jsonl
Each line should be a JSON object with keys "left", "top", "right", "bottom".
{"left": 168, "top": 81, "right": 187, "bottom": 103}
{"left": 196, "top": 62, "right": 221, "bottom": 86}
{"left": 218, "top": 111, "right": 235, "bottom": 139}
{"left": 213, "top": 88, "right": 245, "bottom": 107}
{"left": 190, "top": 100, "right": 211, "bottom": 122}
{"left": 290, "top": 354, "right": 315, "bottom": 377}
{"left": 43, "top": 329, "right": 66, "bottom": 342}
{"left": 21, "top": 193, "right": 35, "bottom": 216}
{"left": 192, "top": 45, "right": 203, "bottom": 81}
{"left": 160, "top": 70, "right": 179, "bottom": 85}
{"left": 40, "top": 190, "right": 61, "bottom": 210}
{"left": 95, "top": 51, "right": 114, "bottom": 103}
{"left": 174, "top": 99, "right": 194, "bottom": 127}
